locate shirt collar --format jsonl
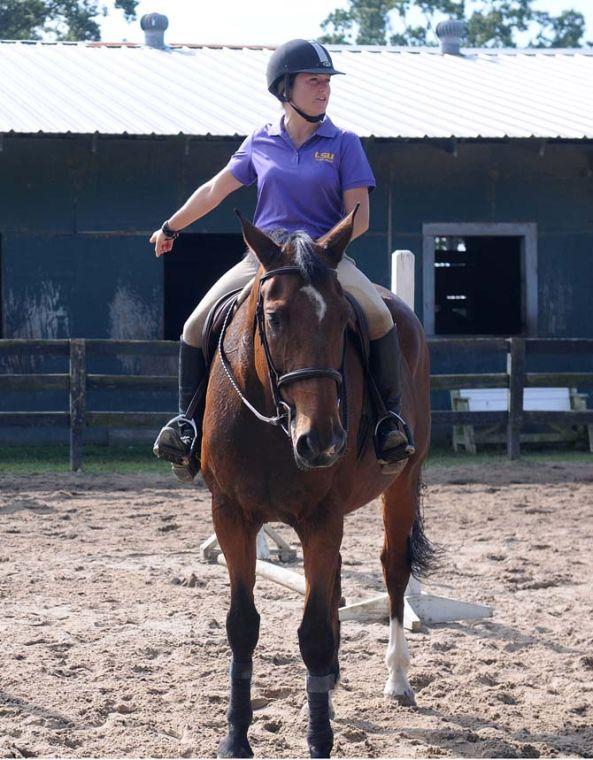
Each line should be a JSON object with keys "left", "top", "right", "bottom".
{"left": 267, "top": 114, "right": 338, "bottom": 139}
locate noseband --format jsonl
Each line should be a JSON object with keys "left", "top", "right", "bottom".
{"left": 218, "top": 266, "right": 348, "bottom": 437}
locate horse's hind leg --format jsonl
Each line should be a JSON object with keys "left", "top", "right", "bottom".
{"left": 213, "top": 497, "right": 261, "bottom": 759}
{"left": 381, "top": 464, "right": 429, "bottom": 706}
{"left": 297, "top": 514, "right": 344, "bottom": 758}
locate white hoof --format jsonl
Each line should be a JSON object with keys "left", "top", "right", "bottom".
{"left": 384, "top": 678, "right": 416, "bottom": 706}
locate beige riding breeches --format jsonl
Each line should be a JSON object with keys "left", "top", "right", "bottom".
{"left": 182, "top": 254, "right": 393, "bottom": 347}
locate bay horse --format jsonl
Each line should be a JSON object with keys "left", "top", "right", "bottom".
{"left": 200, "top": 206, "right": 432, "bottom": 758}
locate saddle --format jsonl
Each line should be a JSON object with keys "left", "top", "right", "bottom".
{"left": 343, "top": 293, "right": 383, "bottom": 458}
{"left": 201, "top": 287, "right": 244, "bottom": 368}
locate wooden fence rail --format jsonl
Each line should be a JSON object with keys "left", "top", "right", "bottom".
{"left": 1, "top": 337, "right": 592, "bottom": 470}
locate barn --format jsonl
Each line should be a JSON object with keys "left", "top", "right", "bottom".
{"left": 1, "top": 16, "right": 592, "bottom": 439}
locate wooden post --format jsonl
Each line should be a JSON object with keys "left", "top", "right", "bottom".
{"left": 507, "top": 337, "right": 525, "bottom": 460}
{"left": 391, "top": 250, "right": 415, "bottom": 309}
{"left": 69, "top": 339, "right": 86, "bottom": 471}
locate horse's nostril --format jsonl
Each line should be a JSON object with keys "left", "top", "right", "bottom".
{"left": 334, "top": 430, "right": 347, "bottom": 455}
{"left": 296, "top": 432, "right": 317, "bottom": 460}
{"left": 296, "top": 428, "right": 346, "bottom": 466}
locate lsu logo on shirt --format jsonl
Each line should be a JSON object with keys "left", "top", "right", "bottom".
{"left": 314, "top": 151, "right": 335, "bottom": 163}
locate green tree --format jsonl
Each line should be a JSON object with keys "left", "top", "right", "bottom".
{"left": 320, "top": 0, "right": 589, "bottom": 48}
{"left": 533, "top": 9, "right": 587, "bottom": 47}
{"left": 0, "top": 0, "right": 138, "bottom": 42}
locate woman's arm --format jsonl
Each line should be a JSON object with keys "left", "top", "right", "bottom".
{"left": 150, "top": 167, "right": 243, "bottom": 257}
{"left": 343, "top": 187, "right": 370, "bottom": 242}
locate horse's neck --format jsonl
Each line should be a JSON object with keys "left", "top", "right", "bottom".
{"left": 229, "top": 277, "right": 269, "bottom": 399}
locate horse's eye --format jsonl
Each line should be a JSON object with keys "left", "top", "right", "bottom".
{"left": 266, "top": 311, "right": 282, "bottom": 329}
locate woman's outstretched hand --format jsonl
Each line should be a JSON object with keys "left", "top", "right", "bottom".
{"left": 150, "top": 229, "right": 175, "bottom": 257}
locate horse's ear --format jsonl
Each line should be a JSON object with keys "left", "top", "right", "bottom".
{"left": 316, "top": 203, "right": 359, "bottom": 267}
{"left": 235, "top": 209, "right": 280, "bottom": 268}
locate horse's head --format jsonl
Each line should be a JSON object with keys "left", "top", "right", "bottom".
{"left": 236, "top": 208, "right": 359, "bottom": 470}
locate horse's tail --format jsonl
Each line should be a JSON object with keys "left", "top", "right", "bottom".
{"left": 407, "top": 478, "right": 440, "bottom": 579}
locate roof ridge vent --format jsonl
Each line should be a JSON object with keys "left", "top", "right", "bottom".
{"left": 141, "top": 13, "right": 169, "bottom": 49}
{"left": 435, "top": 19, "right": 466, "bottom": 55}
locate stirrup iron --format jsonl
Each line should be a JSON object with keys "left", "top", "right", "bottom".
{"left": 153, "top": 414, "right": 198, "bottom": 465}
{"left": 374, "top": 411, "right": 416, "bottom": 461}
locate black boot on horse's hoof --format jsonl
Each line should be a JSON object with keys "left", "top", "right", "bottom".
{"left": 369, "top": 326, "right": 415, "bottom": 467}
{"left": 309, "top": 745, "right": 332, "bottom": 759}
{"left": 217, "top": 730, "right": 253, "bottom": 758}
{"left": 306, "top": 679, "right": 334, "bottom": 758}
{"left": 153, "top": 340, "right": 207, "bottom": 483}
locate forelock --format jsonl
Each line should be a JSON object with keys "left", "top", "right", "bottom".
{"left": 269, "top": 229, "right": 331, "bottom": 286}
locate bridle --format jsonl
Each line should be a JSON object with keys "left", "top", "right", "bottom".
{"left": 218, "top": 266, "right": 348, "bottom": 437}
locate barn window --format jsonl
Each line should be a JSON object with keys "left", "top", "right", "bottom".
{"left": 164, "top": 233, "right": 245, "bottom": 341}
{"left": 423, "top": 224, "right": 538, "bottom": 337}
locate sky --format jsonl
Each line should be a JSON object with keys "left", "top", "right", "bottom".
{"left": 98, "top": 0, "right": 593, "bottom": 46}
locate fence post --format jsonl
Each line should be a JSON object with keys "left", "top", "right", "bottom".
{"left": 391, "top": 250, "right": 415, "bottom": 308}
{"left": 507, "top": 337, "right": 525, "bottom": 460}
{"left": 69, "top": 339, "right": 86, "bottom": 471}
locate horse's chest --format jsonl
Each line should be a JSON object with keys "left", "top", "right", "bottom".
{"left": 204, "top": 417, "right": 335, "bottom": 517}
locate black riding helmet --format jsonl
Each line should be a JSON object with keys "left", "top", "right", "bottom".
{"left": 267, "top": 39, "right": 344, "bottom": 123}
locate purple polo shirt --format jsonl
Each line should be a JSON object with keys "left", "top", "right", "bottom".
{"left": 227, "top": 115, "right": 376, "bottom": 239}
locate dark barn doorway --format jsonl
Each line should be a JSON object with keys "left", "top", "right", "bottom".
{"left": 164, "top": 233, "right": 246, "bottom": 340}
{"left": 434, "top": 235, "right": 523, "bottom": 336}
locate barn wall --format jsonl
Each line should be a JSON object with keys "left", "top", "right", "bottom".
{"left": 2, "top": 136, "right": 592, "bottom": 341}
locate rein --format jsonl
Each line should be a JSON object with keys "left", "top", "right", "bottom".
{"left": 217, "top": 266, "right": 348, "bottom": 437}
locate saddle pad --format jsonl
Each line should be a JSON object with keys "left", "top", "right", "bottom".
{"left": 344, "top": 292, "right": 370, "bottom": 366}
{"left": 201, "top": 288, "right": 243, "bottom": 367}
{"left": 201, "top": 279, "right": 255, "bottom": 367}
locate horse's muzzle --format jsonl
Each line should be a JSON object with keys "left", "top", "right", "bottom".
{"left": 294, "top": 427, "right": 347, "bottom": 470}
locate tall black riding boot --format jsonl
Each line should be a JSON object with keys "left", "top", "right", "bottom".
{"left": 153, "top": 339, "right": 208, "bottom": 483}
{"left": 369, "top": 325, "right": 415, "bottom": 466}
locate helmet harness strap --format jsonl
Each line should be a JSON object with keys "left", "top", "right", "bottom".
{"left": 288, "top": 101, "right": 326, "bottom": 123}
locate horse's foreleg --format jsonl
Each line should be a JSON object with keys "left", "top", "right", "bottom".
{"left": 213, "top": 500, "right": 261, "bottom": 759}
{"left": 380, "top": 467, "right": 423, "bottom": 706}
{"left": 297, "top": 516, "right": 344, "bottom": 758}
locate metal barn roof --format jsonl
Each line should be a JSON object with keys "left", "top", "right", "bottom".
{"left": 1, "top": 41, "right": 593, "bottom": 139}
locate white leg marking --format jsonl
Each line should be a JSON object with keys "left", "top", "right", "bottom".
{"left": 384, "top": 618, "right": 416, "bottom": 705}
{"left": 301, "top": 285, "right": 327, "bottom": 324}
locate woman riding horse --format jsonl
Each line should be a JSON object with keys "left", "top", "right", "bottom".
{"left": 150, "top": 39, "right": 415, "bottom": 481}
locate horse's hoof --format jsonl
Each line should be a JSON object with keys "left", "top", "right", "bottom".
{"left": 384, "top": 681, "right": 417, "bottom": 707}
{"left": 309, "top": 744, "right": 333, "bottom": 758}
{"left": 217, "top": 734, "right": 253, "bottom": 758}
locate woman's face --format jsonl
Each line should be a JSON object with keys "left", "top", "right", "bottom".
{"left": 289, "top": 72, "right": 331, "bottom": 115}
